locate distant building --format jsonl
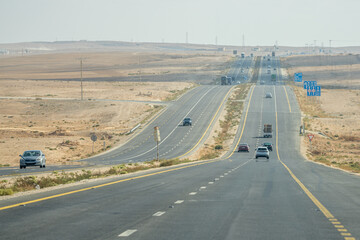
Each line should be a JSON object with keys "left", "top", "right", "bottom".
{"left": 0, "top": 49, "right": 9, "bottom": 55}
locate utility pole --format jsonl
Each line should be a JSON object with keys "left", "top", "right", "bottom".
{"left": 186, "top": 32, "right": 188, "bottom": 44}
{"left": 138, "top": 55, "right": 142, "bottom": 82}
{"left": 242, "top": 34, "right": 245, "bottom": 52}
{"left": 80, "top": 58, "right": 83, "bottom": 100}
{"left": 76, "top": 57, "right": 87, "bottom": 100}
{"left": 329, "top": 40, "right": 332, "bottom": 53}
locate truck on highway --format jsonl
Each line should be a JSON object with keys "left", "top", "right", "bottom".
{"left": 227, "top": 76, "right": 233, "bottom": 85}
{"left": 220, "top": 76, "right": 233, "bottom": 85}
{"left": 221, "top": 76, "right": 227, "bottom": 85}
{"left": 241, "top": 52, "right": 245, "bottom": 58}
{"left": 272, "top": 51, "right": 275, "bottom": 57}
{"left": 271, "top": 74, "right": 276, "bottom": 81}
{"left": 263, "top": 124, "right": 273, "bottom": 138}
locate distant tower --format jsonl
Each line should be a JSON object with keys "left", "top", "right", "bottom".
{"left": 215, "top": 36, "right": 218, "bottom": 46}
{"left": 186, "top": 32, "right": 188, "bottom": 44}
{"left": 242, "top": 34, "right": 245, "bottom": 52}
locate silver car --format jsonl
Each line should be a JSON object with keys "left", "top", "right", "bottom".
{"left": 20, "top": 150, "right": 46, "bottom": 169}
{"left": 255, "top": 147, "right": 269, "bottom": 160}
{"left": 265, "top": 92, "right": 272, "bottom": 98}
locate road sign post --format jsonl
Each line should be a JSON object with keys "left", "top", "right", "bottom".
{"left": 307, "top": 134, "right": 314, "bottom": 149}
{"left": 154, "top": 126, "right": 161, "bottom": 161}
{"left": 90, "top": 134, "right": 97, "bottom": 153}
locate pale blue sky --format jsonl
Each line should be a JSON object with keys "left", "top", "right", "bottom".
{"left": 1, "top": 0, "right": 359, "bottom": 46}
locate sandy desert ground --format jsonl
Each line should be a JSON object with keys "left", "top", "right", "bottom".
{"left": 0, "top": 51, "right": 231, "bottom": 85}
{"left": 283, "top": 54, "right": 360, "bottom": 88}
{"left": 0, "top": 49, "right": 232, "bottom": 167}
{"left": 285, "top": 54, "right": 360, "bottom": 172}
{"left": 0, "top": 80, "right": 194, "bottom": 167}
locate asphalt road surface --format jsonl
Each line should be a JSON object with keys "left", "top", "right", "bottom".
{"left": 0, "top": 57, "right": 359, "bottom": 240}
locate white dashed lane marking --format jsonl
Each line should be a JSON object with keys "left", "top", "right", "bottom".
{"left": 208, "top": 182, "right": 214, "bottom": 184}
{"left": 118, "top": 229, "right": 137, "bottom": 237}
{"left": 174, "top": 200, "right": 184, "bottom": 204}
{"left": 200, "top": 186, "right": 207, "bottom": 190}
{"left": 153, "top": 211, "right": 166, "bottom": 217}
{"left": 189, "top": 192, "right": 197, "bottom": 195}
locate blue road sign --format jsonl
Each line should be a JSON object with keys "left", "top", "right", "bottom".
{"left": 294, "top": 72, "right": 302, "bottom": 82}
{"left": 304, "top": 81, "right": 316, "bottom": 89}
{"left": 303, "top": 81, "right": 308, "bottom": 89}
{"left": 307, "top": 84, "right": 320, "bottom": 97}
{"left": 307, "top": 86, "right": 315, "bottom": 96}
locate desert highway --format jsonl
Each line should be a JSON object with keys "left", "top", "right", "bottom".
{"left": 0, "top": 57, "right": 253, "bottom": 176}
{"left": 0, "top": 57, "right": 359, "bottom": 240}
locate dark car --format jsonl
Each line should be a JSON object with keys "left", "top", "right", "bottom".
{"left": 19, "top": 150, "right": 46, "bottom": 169}
{"left": 263, "top": 142, "right": 273, "bottom": 151}
{"left": 238, "top": 143, "right": 250, "bottom": 152}
{"left": 183, "top": 117, "right": 192, "bottom": 126}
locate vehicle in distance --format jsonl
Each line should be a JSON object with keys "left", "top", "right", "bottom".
{"left": 263, "top": 142, "right": 273, "bottom": 151}
{"left": 19, "top": 150, "right": 46, "bottom": 169}
{"left": 255, "top": 147, "right": 269, "bottom": 160}
{"left": 238, "top": 143, "right": 250, "bottom": 152}
{"left": 183, "top": 117, "right": 192, "bottom": 126}
{"left": 260, "top": 81, "right": 265, "bottom": 85}
{"left": 267, "top": 69, "right": 271, "bottom": 74}
{"left": 263, "top": 124, "right": 273, "bottom": 138}
{"left": 265, "top": 92, "right": 272, "bottom": 98}
{"left": 271, "top": 74, "right": 276, "bottom": 81}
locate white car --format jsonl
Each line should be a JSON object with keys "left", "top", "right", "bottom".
{"left": 255, "top": 147, "right": 270, "bottom": 160}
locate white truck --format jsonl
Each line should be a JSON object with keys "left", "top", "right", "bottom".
{"left": 263, "top": 124, "right": 273, "bottom": 138}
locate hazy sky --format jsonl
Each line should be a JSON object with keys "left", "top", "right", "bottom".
{"left": 1, "top": 0, "right": 359, "bottom": 46}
